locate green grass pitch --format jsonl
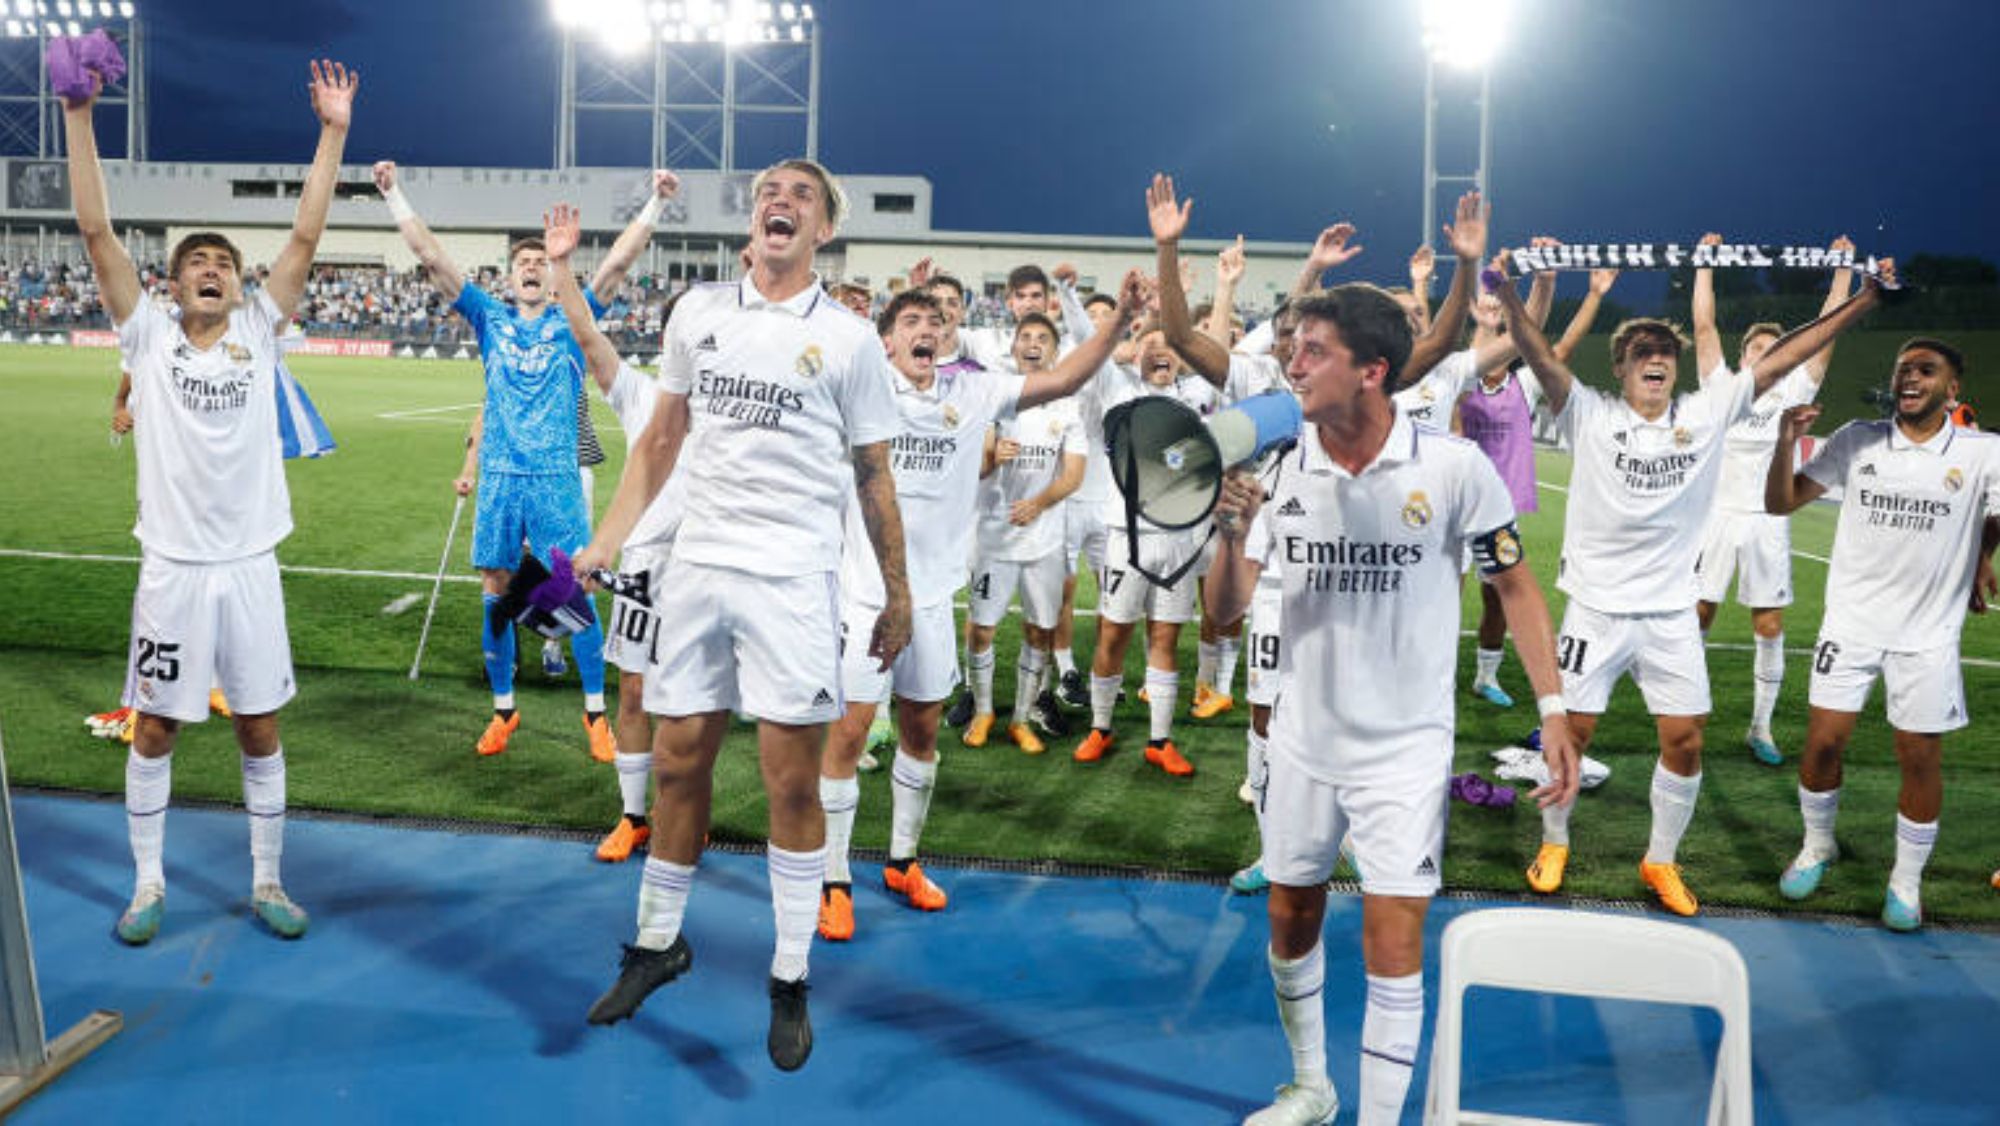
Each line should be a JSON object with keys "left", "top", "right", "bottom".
{"left": 1, "top": 336, "right": 1995, "bottom": 923}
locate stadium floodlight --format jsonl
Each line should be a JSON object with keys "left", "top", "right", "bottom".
{"left": 63, "top": 16, "right": 76, "bottom": 33}
{"left": 120, "top": 0, "right": 133, "bottom": 15}
{"left": 3, "top": 19, "right": 17, "bottom": 36}
{"left": 1420, "top": 0, "right": 1509, "bottom": 71}
{"left": 53, "top": 0, "right": 66, "bottom": 17}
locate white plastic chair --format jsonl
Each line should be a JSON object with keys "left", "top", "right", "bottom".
{"left": 1424, "top": 907, "right": 1753, "bottom": 1125}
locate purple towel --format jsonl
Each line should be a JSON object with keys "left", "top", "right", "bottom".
{"left": 46, "top": 29, "right": 127, "bottom": 105}
{"left": 1450, "top": 772, "right": 1517, "bottom": 809}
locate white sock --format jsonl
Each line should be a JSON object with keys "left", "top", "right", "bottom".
{"left": 1475, "top": 646, "right": 1504, "bottom": 687}
{"left": 1055, "top": 648, "right": 1077, "bottom": 679}
{"left": 1246, "top": 729, "right": 1269, "bottom": 863}
{"left": 1039, "top": 657, "right": 1059, "bottom": 698}
{"left": 969, "top": 645, "right": 997, "bottom": 716}
{"left": 493, "top": 691, "right": 516, "bottom": 712}
{"left": 1090, "top": 673, "right": 1120, "bottom": 731}
{"left": 126, "top": 749, "right": 171, "bottom": 892}
{"left": 1751, "top": 634, "right": 1784, "bottom": 736}
{"left": 1799, "top": 785, "right": 1840, "bottom": 862}
{"left": 1013, "top": 647, "right": 1046, "bottom": 726}
{"left": 584, "top": 691, "right": 607, "bottom": 714}
{"left": 1145, "top": 668, "right": 1178, "bottom": 742}
{"left": 768, "top": 843, "right": 824, "bottom": 982}
{"left": 820, "top": 775, "right": 859, "bottom": 884}
{"left": 1541, "top": 800, "right": 1571, "bottom": 848}
{"left": 1890, "top": 813, "right": 1938, "bottom": 905}
{"left": 616, "top": 750, "right": 651, "bottom": 818}
{"left": 1196, "top": 640, "right": 1218, "bottom": 689}
{"left": 1645, "top": 762, "right": 1703, "bottom": 865}
{"left": 888, "top": 749, "right": 936, "bottom": 861}
{"left": 241, "top": 750, "right": 286, "bottom": 889}
{"left": 636, "top": 855, "right": 695, "bottom": 950}
{"left": 1269, "top": 943, "right": 1329, "bottom": 1087}
{"left": 1215, "top": 637, "right": 1240, "bottom": 695}
{"left": 1359, "top": 972, "right": 1424, "bottom": 1126}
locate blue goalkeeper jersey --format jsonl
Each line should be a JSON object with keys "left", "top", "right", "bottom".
{"left": 454, "top": 284, "right": 607, "bottom": 477}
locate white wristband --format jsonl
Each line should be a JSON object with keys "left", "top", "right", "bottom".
{"left": 382, "top": 184, "right": 416, "bottom": 223}
{"left": 636, "top": 193, "right": 665, "bottom": 227}
{"left": 1537, "top": 694, "right": 1566, "bottom": 720}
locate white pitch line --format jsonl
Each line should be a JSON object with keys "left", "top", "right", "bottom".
{"left": 375, "top": 402, "right": 482, "bottom": 421}
{"left": 0, "top": 547, "right": 481, "bottom": 585}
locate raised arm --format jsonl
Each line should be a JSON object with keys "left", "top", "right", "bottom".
{"left": 1206, "top": 235, "right": 1245, "bottom": 347}
{"left": 1553, "top": 268, "right": 1617, "bottom": 364}
{"left": 589, "top": 170, "right": 680, "bottom": 303}
{"left": 1746, "top": 261, "right": 1890, "bottom": 397}
{"left": 1146, "top": 173, "right": 1230, "bottom": 386}
{"left": 544, "top": 203, "right": 622, "bottom": 394}
{"left": 1290, "top": 222, "right": 1363, "bottom": 300}
{"left": 1407, "top": 245, "right": 1435, "bottom": 336}
{"left": 111, "top": 368, "right": 134, "bottom": 434}
{"left": 1691, "top": 232, "right": 1724, "bottom": 378}
{"left": 374, "top": 161, "right": 464, "bottom": 302}
{"left": 1405, "top": 190, "right": 1488, "bottom": 382}
{"left": 853, "top": 442, "right": 912, "bottom": 671}
{"left": 1019, "top": 270, "right": 1143, "bottom": 410}
{"left": 1494, "top": 255, "right": 1577, "bottom": 417}
{"left": 1804, "top": 235, "right": 1857, "bottom": 384}
{"left": 263, "top": 60, "right": 357, "bottom": 319}
{"left": 61, "top": 82, "right": 140, "bottom": 323}
{"left": 1052, "top": 262, "right": 1095, "bottom": 348}
{"left": 1765, "top": 403, "right": 1827, "bottom": 514}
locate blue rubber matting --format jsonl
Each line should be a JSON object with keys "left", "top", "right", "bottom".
{"left": 9, "top": 793, "right": 1998, "bottom": 1124}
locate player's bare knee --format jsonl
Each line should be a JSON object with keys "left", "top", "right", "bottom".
{"left": 132, "top": 712, "right": 180, "bottom": 757}
{"left": 232, "top": 712, "right": 281, "bottom": 757}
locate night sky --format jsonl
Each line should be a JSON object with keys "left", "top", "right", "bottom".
{"left": 139, "top": 0, "right": 2000, "bottom": 279}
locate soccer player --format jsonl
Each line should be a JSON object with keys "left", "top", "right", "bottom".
{"left": 375, "top": 161, "right": 680, "bottom": 761}
{"left": 817, "top": 282, "right": 1138, "bottom": 943}
{"left": 571, "top": 159, "right": 909, "bottom": 1071}
{"left": 68, "top": 59, "right": 358, "bottom": 944}
{"left": 1691, "top": 234, "right": 1857, "bottom": 765}
{"left": 1458, "top": 266, "right": 1614, "bottom": 707}
{"left": 1765, "top": 333, "right": 1997, "bottom": 931}
{"left": 958, "top": 263, "right": 1062, "bottom": 369}
{"left": 962, "top": 316, "right": 1090, "bottom": 751}
{"left": 1208, "top": 282, "right": 1578, "bottom": 1126}
{"left": 1494, "top": 251, "right": 1892, "bottom": 916}
{"left": 540, "top": 207, "right": 686, "bottom": 863}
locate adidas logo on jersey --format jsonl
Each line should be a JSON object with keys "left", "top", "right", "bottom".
{"left": 1415, "top": 856, "right": 1437, "bottom": 876}
{"left": 812, "top": 688, "right": 834, "bottom": 707}
{"left": 1858, "top": 463, "right": 1878, "bottom": 476}
{"left": 697, "top": 334, "right": 720, "bottom": 352}
{"left": 1612, "top": 430, "right": 1628, "bottom": 445}
{"left": 1276, "top": 497, "right": 1307, "bottom": 517}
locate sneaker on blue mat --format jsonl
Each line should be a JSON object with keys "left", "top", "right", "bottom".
{"left": 253, "top": 885, "right": 310, "bottom": 939}
{"left": 115, "top": 885, "right": 164, "bottom": 946}
{"left": 1882, "top": 887, "right": 1923, "bottom": 932}
{"left": 1229, "top": 864, "right": 1270, "bottom": 895}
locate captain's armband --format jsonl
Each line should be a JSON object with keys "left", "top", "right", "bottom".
{"left": 1470, "top": 521, "right": 1525, "bottom": 577}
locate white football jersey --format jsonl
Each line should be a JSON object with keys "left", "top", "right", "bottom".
{"left": 1393, "top": 347, "right": 1478, "bottom": 430}
{"left": 1555, "top": 368, "right": 1756, "bottom": 614}
{"left": 1249, "top": 407, "right": 1517, "bottom": 785}
{"left": 1713, "top": 366, "right": 1819, "bottom": 514}
{"left": 602, "top": 362, "right": 686, "bottom": 551}
{"left": 1805, "top": 419, "right": 2000, "bottom": 649}
{"left": 1082, "top": 362, "right": 1221, "bottom": 536}
{"left": 975, "top": 397, "right": 1083, "bottom": 563}
{"left": 840, "top": 364, "right": 1025, "bottom": 609}
{"left": 658, "top": 277, "right": 900, "bottom": 577}
{"left": 122, "top": 290, "right": 290, "bottom": 562}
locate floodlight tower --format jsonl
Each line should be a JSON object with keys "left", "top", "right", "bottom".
{"left": 553, "top": 0, "right": 820, "bottom": 172}
{"left": 0, "top": 2, "right": 146, "bottom": 160}
{"left": 1418, "top": 0, "right": 1504, "bottom": 254}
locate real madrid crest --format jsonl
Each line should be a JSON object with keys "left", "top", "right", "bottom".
{"left": 226, "top": 342, "right": 252, "bottom": 363}
{"left": 1493, "top": 526, "right": 1522, "bottom": 567}
{"left": 1945, "top": 467, "right": 1964, "bottom": 492}
{"left": 1420, "top": 385, "right": 1437, "bottom": 403}
{"left": 795, "top": 344, "right": 825, "bottom": 378}
{"left": 1048, "top": 417, "right": 1064, "bottom": 438}
{"left": 1672, "top": 426, "right": 1692, "bottom": 448}
{"left": 1401, "top": 490, "right": 1433, "bottom": 529}
{"left": 941, "top": 404, "right": 961, "bottom": 429}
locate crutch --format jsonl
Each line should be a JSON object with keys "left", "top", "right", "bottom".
{"left": 408, "top": 492, "right": 468, "bottom": 680}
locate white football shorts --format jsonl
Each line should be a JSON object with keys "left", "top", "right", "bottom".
{"left": 1556, "top": 602, "right": 1711, "bottom": 717}
{"left": 1808, "top": 635, "right": 1967, "bottom": 733}
{"left": 967, "top": 551, "right": 1067, "bottom": 630}
{"left": 1260, "top": 743, "right": 1449, "bottom": 898}
{"left": 1694, "top": 509, "right": 1794, "bottom": 609}
{"left": 1099, "top": 528, "right": 1201, "bottom": 625}
{"left": 840, "top": 597, "right": 959, "bottom": 705}
{"left": 643, "top": 560, "right": 842, "bottom": 725}
{"left": 122, "top": 551, "right": 295, "bottom": 723}
{"left": 605, "top": 542, "right": 671, "bottom": 677}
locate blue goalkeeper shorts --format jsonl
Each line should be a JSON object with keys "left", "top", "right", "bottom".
{"left": 471, "top": 471, "right": 590, "bottom": 572}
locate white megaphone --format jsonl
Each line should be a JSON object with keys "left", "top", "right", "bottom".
{"left": 1104, "top": 390, "right": 1304, "bottom": 532}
